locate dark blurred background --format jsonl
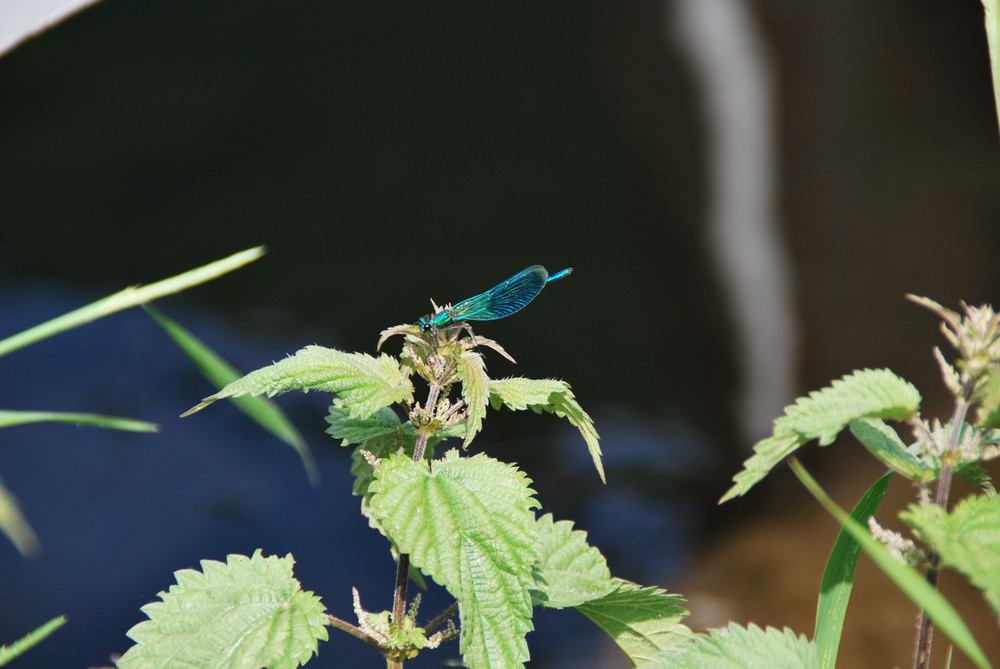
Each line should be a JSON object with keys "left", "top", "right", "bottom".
{"left": 0, "top": 1, "right": 998, "bottom": 667}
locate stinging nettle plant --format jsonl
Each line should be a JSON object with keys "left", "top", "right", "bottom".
{"left": 713, "top": 295, "right": 1000, "bottom": 669}
{"left": 116, "top": 280, "right": 693, "bottom": 669}
{"left": 109, "top": 272, "right": 999, "bottom": 669}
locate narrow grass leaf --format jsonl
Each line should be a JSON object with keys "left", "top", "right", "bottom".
{"left": 982, "top": 0, "right": 1000, "bottom": 135}
{"left": 144, "top": 304, "right": 317, "bottom": 484}
{"left": 789, "top": 459, "right": 991, "bottom": 669}
{"left": 814, "top": 472, "right": 891, "bottom": 669}
{"left": 0, "top": 247, "right": 264, "bottom": 358}
{"left": 0, "top": 478, "right": 39, "bottom": 557}
{"left": 0, "top": 615, "right": 66, "bottom": 666}
{"left": 0, "top": 410, "right": 158, "bottom": 432}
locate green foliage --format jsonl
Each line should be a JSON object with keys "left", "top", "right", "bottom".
{"left": 814, "top": 472, "right": 890, "bottom": 669}
{"left": 0, "top": 616, "right": 66, "bottom": 666}
{"left": 185, "top": 345, "right": 415, "bottom": 419}
{"left": 0, "top": 479, "right": 40, "bottom": 556}
{"left": 985, "top": 0, "right": 1000, "bottom": 134}
{"left": 0, "top": 251, "right": 264, "bottom": 557}
{"left": 530, "top": 513, "right": 616, "bottom": 609}
{"left": 325, "top": 405, "right": 412, "bottom": 448}
{"left": 368, "top": 451, "right": 540, "bottom": 669}
{"left": 902, "top": 495, "right": 1000, "bottom": 618}
{"left": 458, "top": 351, "right": 490, "bottom": 447}
{"left": 576, "top": 581, "right": 691, "bottom": 665}
{"left": 646, "top": 623, "right": 819, "bottom": 669}
{"left": 0, "top": 410, "right": 158, "bottom": 432}
{"left": 490, "top": 376, "right": 605, "bottom": 482}
{"left": 720, "top": 369, "right": 921, "bottom": 502}
{"left": 118, "top": 551, "right": 328, "bottom": 669}
{"left": 788, "top": 460, "right": 991, "bottom": 669}
{"left": 0, "top": 247, "right": 264, "bottom": 358}
{"left": 144, "top": 304, "right": 317, "bottom": 484}
{"left": 849, "top": 419, "right": 933, "bottom": 481}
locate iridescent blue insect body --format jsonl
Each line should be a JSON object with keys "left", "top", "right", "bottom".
{"left": 418, "top": 265, "right": 572, "bottom": 332}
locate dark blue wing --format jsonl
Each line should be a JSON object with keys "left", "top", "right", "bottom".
{"left": 449, "top": 265, "right": 549, "bottom": 322}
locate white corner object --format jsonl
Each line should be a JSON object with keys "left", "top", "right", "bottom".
{"left": 0, "top": 0, "right": 104, "bottom": 58}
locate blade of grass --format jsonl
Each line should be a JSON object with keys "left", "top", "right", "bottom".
{"left": 983, "top": 0, "right": 1000, "bottom": 135}
{"left": 788, "top": 458, "right": 991, "bottom": 669}
{"left": 814, "top": 471, "right": 891, "bottom": 669}
{"left": 0, "top": 478, "right": 40, "bottom": 557}
{"left": 143, "top": 304, "right": 318, "bottom": 485}
{"left": 0, "top": 410, "right": 158, "bottom": 432}
{"left": 0, "top": 615, "right": 66, "bottom": 666}
{"left": 0, "top": 246, "right": 265, "bottom": 358}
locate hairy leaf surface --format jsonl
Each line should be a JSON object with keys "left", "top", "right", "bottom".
{"left": 721, "top": 369, "right": 920, "bottom": 502}
{"left": 490, "top": 377, "right": 604, "bottom": 482}
{"left": 184, "top": 345, "right": 413, "bottom": 419}
{"left": 530, "top": 513, "right": 616, "bottom": 609}
{"left": 368, "top": 452, "right": 539, "bottom": 669}
{"left": 118, "top": 551, "right": 327, "bottom": 669}
{"left": 576, "top": 580, "right": 690, "bottom": 665}
{"left": 902, "top": 495, "right": 1000, "bottom": 618}
{"left": 647, "top": 623, "right": 818, "bottom": 669}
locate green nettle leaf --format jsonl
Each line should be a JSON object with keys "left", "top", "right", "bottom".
{"left": 348, "top": 435, "right": 430, "bottom": 592}
{"left": 646, "top": 623, "right": 819, "bottom": 669}
{"left": 118, "top": 551, "right": 328, "bottom": 669}
{"left": 955, "top": 463, "right": 997, "bottom": 494}
{"left": 459, "top": 351, "right": 490, "bottom": 448}
{"left": 184, "top": 346, "right": 414, "bottom": 419}
{"left": 530, "top": 513, "right": 616, "bottom": 609}
{"left": 490, "top": 377, "right": 605, "bottom": 483}
{"left": 778, "top": 369, "right": 920, "bottom": 444}
{"left": 489, "top": 377, "right": 566, "bottom": 410}
{"left": 349, "top": 432, "right": 415, "bottom": 498}
{"left": 721, "top": 369, "right": 921, "bottom": 502}
{"left": 325, "top": 405, "right": 412, "bottom": 448}
{"left": 901, "top": 495, "right": 1000, "bottom": 618}
{"left": 368, "top": 451, "right": 540, "bottom": 669}
{"left": 849, "top": 418, "right": 933, "bottom": 481}
{"left": 973, "top": 368, "right": 1000, "bottom": 428}
{"left": 576, "top": 580, "right": 691, "bottom": 666}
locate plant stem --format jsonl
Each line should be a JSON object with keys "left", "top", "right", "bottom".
{"left": 425, "top": 601, "right": 459, "bottom": 633}
{"left": 389, "top": 372, "right": 447, "bottom": 668}
{"left": 912, "top": 387, "right": 971, "bottom": 669}
{"left": 413, "top": 382, "right": 441, "bottom": 463}
{"left": 392, "top": 553, "right": 410, "bottom": 631}
{"left": 325, "top": 614, "right": 384, "bottom": 650}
